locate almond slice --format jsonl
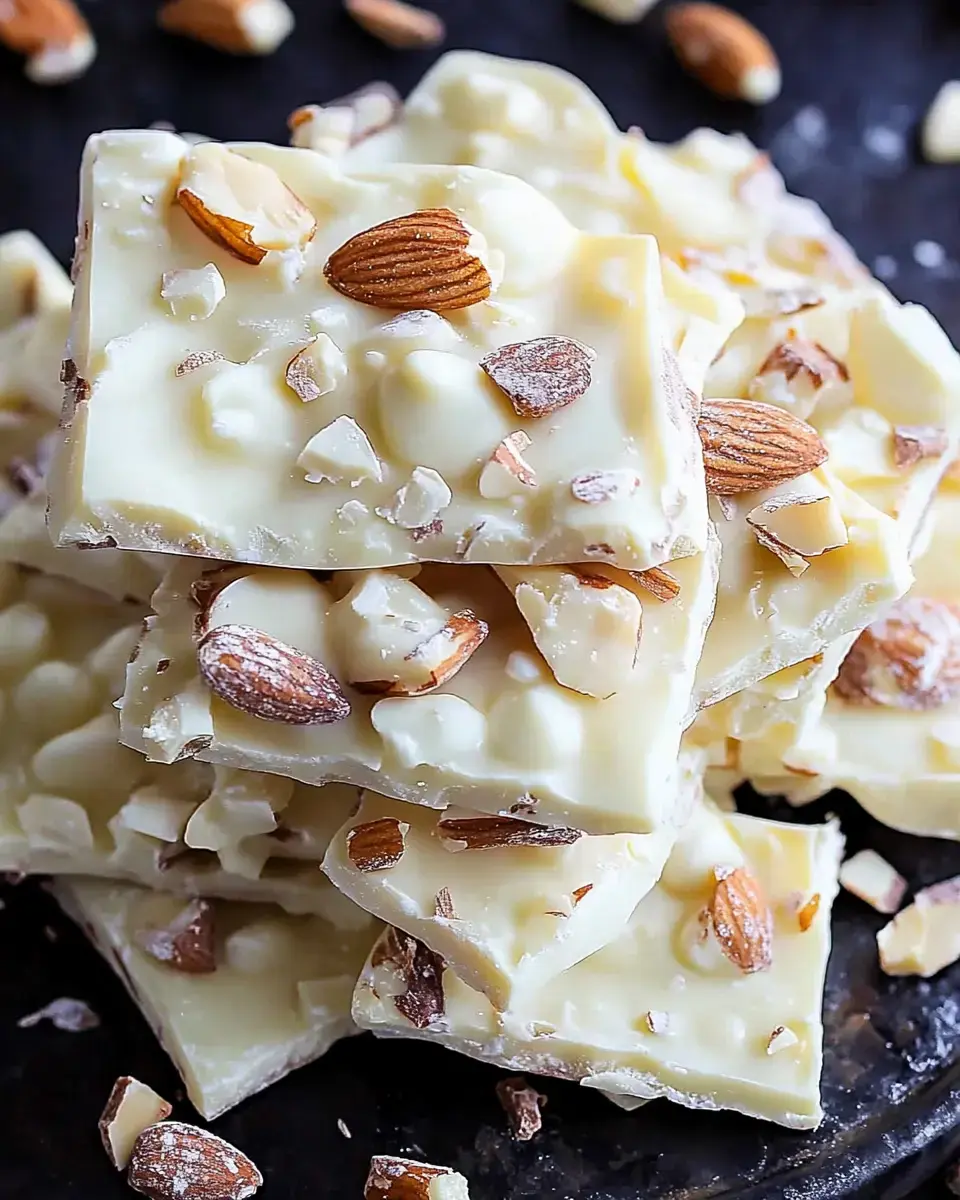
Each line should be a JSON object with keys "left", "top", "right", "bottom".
{"left": 0, "top": 0, "right": 96, "bottom": 84}
{"left": 708, "top": 866, "right": 773, "bottom": 973}
{"left": 371, "top": 927, "right": 445, "bottom": 1029}
{"left": 128, "top": 1122, "right": 262, "bottom": 1200}
{"left": 349, "top": 609, "right": 487, "bottom": 697}
{"left": 839, "top": 850, "right": 907, "bottom": 915}
{"left": 436, "top": 813, "right": 582, "bottom": 851}
{"left": 766, "top": 1026, "right": 800, "bottom": 1055}
{"left": 324, "top": 208, "right": 491, "bottom": 312}
{"left": 345, "top": 0, "right": 445, "bottom": 48}
{"left": 480, "top": 336, "right": 595, "bottom": 419}
{"left": 288, "top": 82, "right": 401, "bottom": 154}
{"left": 198, "top": 622, "right": 351, "bottom": 724}
{"left": 629, "top": 566, "right": 680, "bottom": 602}
{"left": 364, "top": 1155, "right": 466, "bottom": 1200}
{"left": 698, "top": 398, "right": 829, "bottom": 495}
{"left": 665, "top": 3, "right": 781, "bottom": 104}
{"left": 137, "top": 898, "right": 216, "bottom": 974}
{"left": 175, "top": 349, "right": 224, "bottom": 377}
{"left": 177, "top": 142, "right": 317, "bottom": 265}
{"left": 346, "top": 816, "right": 408, "bottom": 871}
{"left": 878, "top": 876, "right": 960, "bottom": 977}
{"left": 570, "top": 469, "right": 640, "bottom": 504}
{"left": 746, "top": 492, "right": 848, "bottom": 577}
{"left": 99, "top": 1077, "right": 172, "bottom": 1171}
{"left": 495, "top": 1077, "right": 546, "bottom": 1142}
{"left": 893, "top": 424, "right": 949, "bottom": 470}
{"left": 158, "top": 0, "right": 294, "bottom": 55}
{"left": 748, "top": 338, "right": 849, "bottom": 420}
{"left": 478, "top": 431, "right": 537, "bottom": 498}
{"left": 833, "top": 597, "right": 960, "bottom": 711}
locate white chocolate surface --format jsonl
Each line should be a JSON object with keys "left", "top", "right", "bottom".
{"left": 353, "top": 806, "right": 843, "bottom": 1130}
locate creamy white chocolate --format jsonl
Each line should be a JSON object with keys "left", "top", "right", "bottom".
{"left": 353, "top": 806, "right": 843, "bottom": 1130}
{"left": 120, "top": 545, "right": 719, "bottom": 836}
{"left": 877, "top": 878, "right": 960, "bottom": 977}
{"left": 53, "top": 878, "right": 377, "bottom": 1118}
{"left": 322, "top": 785, "right": 682, "bottom": 1008}
{"left": 47, "top": 129, "right": 738, "bottom": 572}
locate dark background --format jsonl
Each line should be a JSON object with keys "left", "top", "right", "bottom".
{"left": 3, "top": 1, "right": 960, "bottom": 1197}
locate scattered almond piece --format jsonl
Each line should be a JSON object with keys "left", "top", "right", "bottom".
{"left": 796, "top": 893, "right": 821, "bottom": 932}
{"left": 434, "top": 887, "right": 456, "bottom": 919}
{"left": 496, "top": 1077, "right": 546, "bottom": 1142}
{"left": 349, "top": 609, "right": 488, "bottom": 696}
{"left": 364, "top": 1155, "right": 469, "bottom": 1200}
{"left": 99, "top": 1077, "right": 172, "bottom": 1171}
{"left": 0, "top": 0, "right": 96, "bottom": 84}
{"left": 645, "top": 1009, "right": 670, "bottom": 1034}
{"left": 18, "top": 996, "right": 100, "bottom": 1031}
{"left": 371, "top": 927, "right": 446, "bottom": 1029}
{"left": 478, "top": 431, "right": 537, "bottom": 499}
{"left": 922, "top": 81, "right": 960, "bottom": 164}
{"left": 893, "top": 424, "right": 949, "bottom": 470}
{"left": 298, "top": 416, "right": 382, "bottom": 486}
{"left": 347, "top": 817, "right": 408, "bottom": 872}
{"left": 748, "top": 339, "right": 849, "bottom": 420}
{"left": 665, "top": 3, "right": 780, "bottom": 105}
{"left": 175, "top": 349, "right": 224, "bottom": 377}
{"left": 878, "top": 876, "right": 960, "bottom": 977}
{"left": 629, "top": 566, "right": 680, "bottom": 602}
{"left": 840, "top": 850, "right": 908, "bottom": 915}
{"left": 289, "top": 82, "right": 401, "bottom": 155}
{"left": 570, "top": 469, "right": 640, "bottom": 504}
{"left": 137, "top": 898, "right": 217, "bottom": 973}
{"left": 481, "top": 336, "right": 595, "bottom": 419}
{"left": 377, "top": 466, "right": 452, "bottom": 531}
{"left": 128, "top": 1122, "right": 262, "bottom": 1200}
{"left": 325, "top": 209, "right": 490, "bottom": 311}
{"left": 698, "top": 398, "right": 829, "bottom": 495}
{"left": 766, "top": 1026, "right": 799, "bottom": 1055}
{"left": 746, "top": 492, "right": 847, "bottom": 577}
{"left": 161, "top": 264, "right": 226, "bottom": 321}
{"left": 436, "top": 812, "right": 582, "bottom": 851}
{"left": 708, "top": 866, "right": 773, "bottom": 973}
{"left": 158, "top": 0, "right": 294, "bottom": 54}
{"left": 285, "top": 334, "right": 348, "bottom": 402}
{"left": 345, "top": 0, "right": 444, "bottom": 48}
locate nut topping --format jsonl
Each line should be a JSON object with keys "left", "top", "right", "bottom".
{"left": 796, "top": 893, "right": 821, "bottom": 932}
{"left": 349, "top": 609, "right": 488, "bottom": 697}
{"left": 839, "top": 851, "right": 906, "bottom": 915}
{"left": 197, "top": 622, "right": 351, "bottom": 724}
{"left": 99, "top": 1077, "right": 172, "bottom": 1171}
{"left": 158, "top": 0, "right": 294, "bottom": 55}
{"left": 698, "top": 398, "right": 829, "bottom": 495}
{"left": 324, "top": 208, "right": 491, "bottom": 311}
{"left": 434, "top": 887, "right": 456, "bottom": 919}
{"left": 347, "top": 817, "right": 408, "bottom": 872}
{"left": 436, "top": 813, "right": 582, "bottom": 851}
{"left": 495, "top": 1077, "right": 546, "bottom": 1142}
{"left": 570, "top": 470, "right": 640, "bottom": 504}
{"left": 363, "top": 1155, "right": 463, "bottom": 1200}
{"left": 127, "top": 1122, "right": 262, "bottom": 1200}
{"left": 0, "top": 0, "right": 95, "bottom": 84}
{"left": 175, "top": 349, "right": 224, "bottom": 377}
{"left": 372, "top": 927, "right": 445, "bottom": 1029}
{"left": 629, "top": 566, "right": 680, "bottom": 602}
{"left": 480, "top": 336, "right": 595, "bottom": 419}
{"left": 478, "top": 431, "right": 537, "bottom": 499}
{"left": 745, "top": 492, "right": 848, "bottom": 577}
{"left": 893, "top": 424, "right": 949, "bottom": 470}
{"left": 708, "top": 866, "right": 773, "bottom": 973}
{"left": 749, "top": 338, "right": 849, "bottom": 420}
{"left": 345, "top": 0, "right": 445, "bottom": 48}
{"left": 137, "top": 898, "right": 216, "bottom": 974}
{"left": 878, "top": 875, "right": 960, "bottom": 977}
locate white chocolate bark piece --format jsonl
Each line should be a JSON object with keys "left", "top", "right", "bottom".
{"left": 322, "top": 787, "right": 680, "bottom": 1008}
{"left": 877, "top": 877, "right": 960, "bottom": 977}
{"left": 47, "top": 130, "right": 732, "bottom": 573}
{"left": 52, "top": 878, "right": 377, "bottom": 1118}
{"left": 353, "top": 806, "right": 844, "bottom": 1130}
{"left": 120, "top": 544, "right": 720, "bottom": 836}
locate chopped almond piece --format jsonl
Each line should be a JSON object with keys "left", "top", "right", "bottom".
{"left": 347, "top": 817, "right": 408, "bottom": 872}
{"left": 364, "top": 1155, "right": 469, "bottom": 1199}
{"left": 878, "top": 876, "right": 960, "bottom": 977}
{"left": 345, "top": 0, "right": 445, "bottom": 49}
{"left": 436, "top": 812, "right": 582, "bottom": 851}
{"left": 746, "top": 492, "right": 848, "bottom": 577}
{"left": 496, "top": 1077, "right": 546, "bottom": 1142}
{"left": 893, "top": 424, "right": 949, "bottom": 470}
{"left": 796, "top": 893, "right": 821, "bottom": 932}
{"left": 434, "top": 887, "right": 456, "bottom": 919}
{"left": 136, "top": 898, "right": 216, "bottom": 974}
{"left": 478, "top": 431, "right": 537, "bottom": 499}
{"left": 370, "top": 927, "right": 446, "bottom": 1029}
{"left": 99, "top": 1077, "right": 172, "bottom": 1170}
{"left": 629, "top": 565, "right": 680, "bottom": 602}
{"left": 766, "top": 1026, "right": 799, "bottom": 1055}
{"left": 349, "top": 609, "right": 488, "bottom": 696}
{"left": 840, "top": 850, "right": 907, "bottom": 915}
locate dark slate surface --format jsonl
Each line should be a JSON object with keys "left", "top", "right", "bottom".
{"left": 3, "top": 1, "right": 960, "bottom": 1196}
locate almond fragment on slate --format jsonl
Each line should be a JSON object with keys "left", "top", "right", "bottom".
{"left": 159, "top": 0, "right": 294, "bottom": 55}
{"left": 197, "top": 622, "right": 351, "bottom": 725}
{"left": 481, "top": 336, "right": 595, "bottom": 418}
{"left": 364, "top": 1154, "right": 468, "bottom": 1200}
{"left": 137, "top": 898, "right": 217, "bottom": 974}
{"left": 345, "top": 0, "right": 445, "bottom": 49}
{"left": 892, "top": 424, "right": 949, "bottom": 470}
{"left": 665, "top": 3, "right": 781, "bottom": 105}
{"left": 99, "top": 1077, "right": 172, "bottom": 1171}
{"left": 698, "top": 398, "right": 828, "bottom": 495}
{"left": 436, "top": 813, "right": 582, "bottom": 851}
{"left": 496, "top": 1077, "right": 546, "bottom": 1142}
{"left": 347, "top": 817, "right": 408, "bottom": 871}
{"left": 349, "top": 610, "right": 488, "bottom": 697}
{"left": 324, "top": 208, "right": 491, "bottom": 311}
{"left": 127, "top": 1121, "right": 262, "bottom": 1200}
{"left": 878, "top": 875, "right": 960, "bottom": 977}
{"left": 708, "top": 866, "right": 773, "bottom": 973}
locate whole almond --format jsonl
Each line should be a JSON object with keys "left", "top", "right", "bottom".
{"left": 665, "top": 3, "right": 781, "bottom": 105}
{"left": 708, "top": 866, "right": 773, "bottom": 973}
{"left": 481, "top": 336, "right": 595, "bottom": 419}
{"left": 698, "top": 398, "right": 828, "bottom": 495}
{"left": 345, "top": 0, "right": 444, "bottom": 49}
{"left": 324, "top": 208, "right": 491, "bottom": 311}
{"left": 347, "top": 817, "right": 407, "bottom": 871}
{"left": 128, "top": 1122, "right": 262, "bottom": 1200}
{"left": 197, "top": 622, "right": 351, "bottom": 724}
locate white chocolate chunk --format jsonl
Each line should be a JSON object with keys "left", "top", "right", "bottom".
{"left": 377, "top": 466, "right": 451, "bottom": 530}
{"left": 99, "top": 1076, "right": 172, "bottom": 1170}
{"left": 922, "top": 81, "right": 960, "bottom": 163}
{"left": 161, "top": 264, "right": 226, "bottom": 320}
{"left": 877, "top": 877, "right": 960, "bottom": 977}
{"left": 478, "top": 432, "right": 536, "bottom": 499}
{"left": 839, "top": 850, "right": 906, "bottom": 914}
{"left": 298, "top": 416, "right": 383, "bottom": 485}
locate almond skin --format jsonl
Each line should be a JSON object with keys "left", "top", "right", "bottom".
{"left": 363, "top": 1155, "right": 455, "bottom": 1200}
{"left": 496, "top": 1076, "right": 546, "bottom": 1142}
{"left": 436, "top": 814, "right": 582, "bottom": 850}
{"left": 324, "top": 208, "right": 491, "bottom": 311}
{"left": 481, "top": 336, "right": 595, "bottom": 418}
{"left": 349, "top": 609, "right": 488, "bottom": 696}
{"left": 665, "top": 3, "right": 781, "bottom": 105}
{"left": 893, "top": 424, "right": 949, "bottom": 469}
{"left": 347, "top": 816, "right": 407, "bottom": 871}
{"left": 708, "top": 866, "right": 773, "bottom": 973}
{"left": 629, "top": 566, "right": 680, "bottom": 602}
{"left": 127, "top": 1122, "right": 262, "bottom": 1200}
{"left": 698, "top": 398, "right": 829, "bottom": 495}
{"left": 345, "top": 0, "right": 445, "bottom": 49}
{"left": 197, "top": 622, "right": 351, "bottom": 724}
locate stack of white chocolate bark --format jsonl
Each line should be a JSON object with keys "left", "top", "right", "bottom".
{"left": 5, "top": 50, "right": 960, "bottom": 1137}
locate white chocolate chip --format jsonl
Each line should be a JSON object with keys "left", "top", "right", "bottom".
{"left": 160, "top": 263, "right": 226, "bottom": 320}
{"left": 297, "top": 416, "right": 382, "bottom": 485}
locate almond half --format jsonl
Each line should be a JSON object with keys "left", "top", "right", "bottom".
{"left": 480, "top": 336, "right": 595, "bottom": 419}
{"left": 698, "top": 398, "right": 829, "bottom": 495}
{"left": 324, "top": 208, "right": 491, "bottom": 312}
{"left": 128, "top": 1122, "right": 262, "bottom": 1200}
{"left": 436, "top": 813, "right": 582, "bottom": 851}
{"left": 347, "top": 816, "right": 408, "bottom": 871}
{"left": 708, "top": 866, "right": 773, "bottom": 973}
{"left": 137, "top": 898, "right": 216, "bottom": 974}
{"left": 348, "top": 609, "right": 487, "bottom": 696}
{"left": 665, "top": 3, "right": 781, "bottom": 105}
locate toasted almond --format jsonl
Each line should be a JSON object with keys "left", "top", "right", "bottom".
{"left": 347, "top": 817, "right": 407, "bottom": 871}
{"left": 99, "top": 1077, "right": 172, "bottom": 1171}
{"left": 893, "top": 424, "right": 949, "bottom": 470}
{"left": 363, "top": 1155, "right": 459, "bottom": 1200}
{"left": 345, "top": 0, "right": 444, "bottom": 48}
{"left": 629, "top": 566, "right": 680, "bottom": 602}
{"left": 496, "top": 1077, "right": 546, "bottom": 1142}
{"left": 434, "top": 887, "right": 456, "bottom": 919}
{"left": 570, "top": 469, "right": 640, "bottom": 504}
{"left": 177, "top": 143, "right": 316, "bottom": 265}
{"left": 159, "top": 0, "right": 294, "bottom": 55}
{"left": 371, "top": 926, "right": 445, "bottom": 1029}
{"left": 796, "top": 892, "right": 821, "bottom": 932}
{"left": 478, "top": 431, "right": 537, "bottom": 498}
{"left": 708, "top": 866, "right": 773, "bottom": 973}
{"left": 128, "top": 1122, "right": 262, "bottom": 1200}
{"left": 833, "top": 597, "right": 960, "bottom": 711}
{"left": 198, "top": 622, "right": 351, "bottom": 724}
{"left": 698, "top": 398, "right": 829, "bottom": 495}
{"left": 324, "top": 208, "right": 491, "bottom": 311}
{"left": 175, "top": 349, "right": 225, "bottom": 377}
{"left": 137, "top": 898, "right": 216, "bottom": 974}
{"left": 481, "top": 336, "right": 595, "bottom": 419}
{"left": 349, "top": 609, "right": 487, "bottom": 697}
{"left": 839, "top": 851, "right": 906, "bottom": 915}
{"left": 0, "top": 0, "right": 95, "bottom": 83}
{"left": 436, "top": 813, "right": 582, "bottom": 851}
{"left": 665, "top": 3, "right": 780, "bottom": 104}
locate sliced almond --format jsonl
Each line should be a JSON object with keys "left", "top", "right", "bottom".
{"left": 878, "top": 875, "right": 960, "bottom": 977}
{"left": 285, "top": 334, "right": 347, "bottom": 401}
{"left": 371, "top": 926, "right": 445, "bottom": 1029}
{"left": 708, "top": 866, "right": 773, "bottom": 973}
{"left": 645, "top": 1009, "right": 670, "bottom": 1034}
{"left": 495, "top": 1077, "right": 546, "bottom": 1142}
{"left": 572, "top": 883, "right": 594, "bottom": 904}
{"left": 137, "top": 898, "right": 216, "bottom": 974}
{"left": 570, "top": 469, "right": 640, "bottom": 504}
{"left": 324, "top": 208, "right": 491, "bottom": 312}
{"left": 0, "top": 0, "right": 95, "bottom": 84}
{"left": 766, "top": 1026, "right": 799, "bottom": 1055}
{"left": 893, "top": 424, "right": 949, "bottom": 470}
{"left": 364, "top": 1155, "right": 464, "bottom": 1200}
{"left": 99, "top": 1077, "right": 172, "bottom": 1171}
{"left": 698, "top": 398, "right": 829, "bottom": 495}
{"left": 839, "top": 850, "right": 907, "bottom": 915}
{"left": 346, "top": 816, "right": 408, "bottom": 872}
{"left": 177, "top": 142, "right": 316, "bottom": 265}
{"left": 833, "top": 597, "right": 960, "bottom": 711}
{"left": 480, "top": 336, "right": 595, "bottom": 419}
{"left": 749, "top": 338, "right": 849, "bottom": 420}
{"left": 128, "top": 1122, "right": 262, "bottom": 1200}
{"left": 628, "top": 566, "right": 680, "bottom": 602}
{"left": 158, "top": 0, "right": 294, "bottom": 54}
{"left": 297, "top": 415, "right": 382, "bottom": 485}
{"left": 434, "top": 887, "right": 456, "bottom": 919}
{"left": 175, "top": 349, "right": 224, "bottom": 377}
{"left": 796, "top": 893, "right": 821, "bottom": 932}
{"left": 345, "top": 0, "right": 445, "bottom": 49}
{"left": 198, "top": 622, "right": 351, "bottom": 724}
{"left": 746, "top": 492, "right": 847, "bottom": 577}
{"left": 665, "top": 3, "right": 781, "bottom": 104}
{"left": 349, "top": 609, "right": 487, "bottom": 696}
{"left": 478, "top": 431, "right": 537, "bottom": 499}
{"left": 436, "top": 813, "right": 582, "bottom": 851}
